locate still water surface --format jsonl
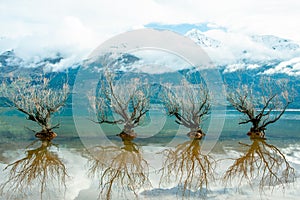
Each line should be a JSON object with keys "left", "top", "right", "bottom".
{"left": 0, "top": 109, "right": 299, "bottom": 199}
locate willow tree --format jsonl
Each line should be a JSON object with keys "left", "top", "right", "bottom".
{"left": 162, "top": 79, "right": 210, "bottom": 139}
{"left": 159, "top": 79, "right": 214, "bottom": 196}
{"left": 2, "top": 75, "right": 69, "bottom": 140}
{"left": 89, "top": 71, "right": 150, "bottom": 139}
{"left": 224, "top": 78, "right": 295, "bottom": 191}
{"left": 227, "top": 78, "right": 292, "bottom": 139}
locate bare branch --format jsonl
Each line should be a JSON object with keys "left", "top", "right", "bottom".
{"left": 227, "top": 78, "right": 292, "bottom": 137}
{"left": 260, "top": 101, "right": 291, "bottom": 129}
{"left": 89, "top": 71, "right": 150, "bottom": 135}
{"left": 162, "top": 79, "right": 210, "bottom": 135}
{"left": 1, "top": 75, "right": 69, "bottom": 138}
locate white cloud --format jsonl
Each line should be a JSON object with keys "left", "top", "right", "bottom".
{"left": 131, "top": 50, "right": 191, "bottom": 74}
{"left": 187, "top": 26, "right": 300, "bottom": 67}
{"left": 1, "top": 0, "right": 300, "bottom": 68}
{"left": 43, "top": 55, "right": 81, "bottom": 72}
{"left": 153, "top": 0, "right": 300, "bottom": 42}
{"left": 0, "top": 0, "right": 166, "bottom": 60}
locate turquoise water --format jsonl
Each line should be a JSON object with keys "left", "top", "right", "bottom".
{"left": 1, "top": 108, "right": 299, "bottom": 145}
{"left": 0, "top": 108, "right": 300, "bottom": 199}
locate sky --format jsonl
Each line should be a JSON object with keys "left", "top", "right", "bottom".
{"left": 1, "top": 0, "right": 300, "bottom": 62}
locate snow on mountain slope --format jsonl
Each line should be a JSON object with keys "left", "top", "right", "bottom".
{"left": 0, "top": 50, "right": 23, "bottom": 73}
{"left": 183, "top": 28, "right": 300, "bottom": 75}
{"left": 1, "top": 24, "right": 300, "bottom": 76}
{"left": 0, "top": 50, "right": 80, "bottom": 74}
{"left": 252, "top": 35, "right": 300, "bottom": 51}
{"left": 262, "top": 57, "right": 300, "bottom": 76}
{"left": 185, "top": 29, "right": 221, "bottom": 48}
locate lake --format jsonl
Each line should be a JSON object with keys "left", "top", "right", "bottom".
{"left": 0, "top": 108, "right": 300, "bottom": 199}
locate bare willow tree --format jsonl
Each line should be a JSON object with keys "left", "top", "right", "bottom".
{"left": 89, "top": 71, "right": 150, "bottom": 139}
{"left": 0, "top": 140, "right": 68, "bottom": 200}
{"left": 224, "top": 78, "right": 295, "bottom": 191}
{"left": 160, "top": 139, "right": 215, "bottom": 197}
{"left": 227, "top": 78, "right": 292, "bottom": 139}
{"left": 159, "top": 79, "right": 214, "bottom": 196}
{"left": 162, "top": 79, "right": 210, "bottom": 139}
{"left": 86, "top": 138, "right": 151, "bottom": 200}
{"left": 2, "top": 75, "right": 69, "bottom": 140}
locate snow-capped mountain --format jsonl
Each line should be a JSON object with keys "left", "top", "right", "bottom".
{"left": 1, "top": 25, "right": 300, "bottom": 78}
{"left": 263, "top": 57, "right": 300, "bottom": 76}
{"left": 1, "top": 29, "right": 300, "bottom": 107}
{"left": 251, "top": 35, "right": 300, "bottom": 51}
{"left": 185, "top": 29, "right": 221, "bottom": 48}
{"left": 0, "top": 50, "right": 81, "bottom": 77}
{"left": 182, "top": 28, "right": 300, "bottom": 76}
{"left": 0, "top": 50, "right": 23, "bottom": 73}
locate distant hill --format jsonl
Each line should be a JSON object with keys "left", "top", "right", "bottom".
{"left": 1, "top": 27, "right": 300, "bottom": 108}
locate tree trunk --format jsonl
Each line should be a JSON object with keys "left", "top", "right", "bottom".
{"left": 247, "top": 128, "right": 265, "bottom": 140}
{"left": 187, "top": 127, "right": 205, "bottom": 140}
{"left": 117, "top": 129, "right": 136, "bottom": 141}
{"left": 35, "top": 128, "right": 57, "bottom": 141}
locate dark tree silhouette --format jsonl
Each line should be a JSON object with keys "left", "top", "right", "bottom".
{"left": 2, "top": 76, "right": 69, "bottom": 140}
{"left": 162, "top": 79, "right": 210, "bottom": 139}
{"left": 227, "top": 78, "right": 292, "bottom": 139}
{"left": 89, "top": 71, "right": 150, "bottom": 139}
{"left": 224, "top": 78, "right": 295, "bottom": 192}
{"left": 160, "top": 79, "right": 214, "bottom": 196}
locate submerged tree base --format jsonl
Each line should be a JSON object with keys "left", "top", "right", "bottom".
{"left": 117, "top": 130, "right": 137, "bottom": 141}
{"left": 247, "top": 131, "right": 266, "bottom": 140}
{"left": 35, "top": 130, "right": 57, "bottom": 141}
{"left": 187, "top": 129, "right": 206, "bottom": 140}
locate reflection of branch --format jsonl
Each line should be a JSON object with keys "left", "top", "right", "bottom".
{"left": 87, "top": 139, "right": 151, "bottom": 200}
{"left": 0, "top": 140, "right": 68, "bottom": 199}
{"left": 160, "top": 139, "right": 215, "bottom": 196}
{"left": 223, "top": 139, "right": 295, "bottom": 192}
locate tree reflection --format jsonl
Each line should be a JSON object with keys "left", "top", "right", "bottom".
{"left": 223, "top": 136, "right": 295, "bottom": 192}
{"left": 160, "top": 138, "right": 215, "bottom": 197}
{"left": 0, "top": 139, "right": 67, "bottom": 199}
{"left": 225, "top": 78, "right": 296, "bottom": 192}
{"left": 86, "top": 136, "right": 151, "bottom": 200}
